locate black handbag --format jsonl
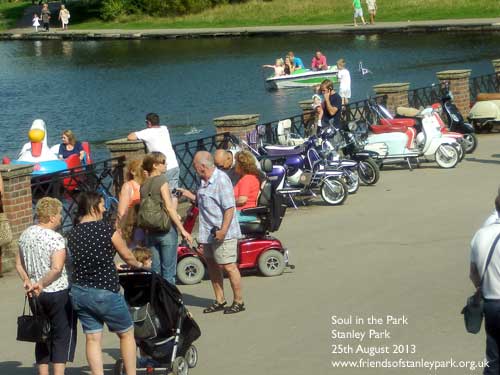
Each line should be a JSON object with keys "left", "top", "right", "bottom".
{"left": 461, "top": 232, "right": 500, "bottom": 334}
{"left": 16, "top": 296, "right": 51, "bottom": 343}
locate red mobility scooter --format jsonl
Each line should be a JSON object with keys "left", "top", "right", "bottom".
{"left": 176, "top": 159, "right": 294, "bottom": 285}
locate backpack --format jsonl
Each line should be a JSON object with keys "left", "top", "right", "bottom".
{"left": 137, "top": 179, "right": 171, "bottom": 232}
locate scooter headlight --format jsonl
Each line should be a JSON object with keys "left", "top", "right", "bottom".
{"left": 451, "top": 113, "right": 460, "bottom": 122}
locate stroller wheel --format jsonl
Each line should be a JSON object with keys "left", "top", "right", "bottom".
{"left": 172, "top": 356, "right": 189, "bottom": 375}
{"left": 185, "top": 345, "right": 198, "bottom": 368}
{"left": 113, "top": 359, "right": 125, "bottom": 375}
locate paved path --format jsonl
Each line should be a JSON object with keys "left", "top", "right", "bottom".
{"left": 4, "top": 17, "right": 500, "bottom": 39}
{"left": 2, "top": 133, "right": 500, "bottom": 374}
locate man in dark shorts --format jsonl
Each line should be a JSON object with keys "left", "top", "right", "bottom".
{"left": 320, "top": 79, "right": 343, "bottom": 129}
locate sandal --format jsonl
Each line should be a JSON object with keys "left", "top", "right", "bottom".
{"left": 203, "top": 300, "right": 227, "bottom": 313}
{"left": 224, "top": 301, "right": 245, "bottom": 314}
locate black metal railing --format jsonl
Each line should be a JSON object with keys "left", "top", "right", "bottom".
{"left": 253, "top": 113, "right": 304, "bottom": 146}
{"left": 341, "top": 95, "right": 387, "bottom": 125}
{"left": 470, "top": 73, "right": 499, "bottom": 100}
{"left": 408, "top": 83, "right": 444, "bottom": 109}
{"left": 31, "top": 157, "right": 125, "bottom": 233}
{"left": 174, "top": 132, "right": 237, "bottom": 191}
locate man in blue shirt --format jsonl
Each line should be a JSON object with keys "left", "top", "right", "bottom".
{"left": 288, "top": 51, "right": 304, "bottom": 69}
{"left": 320, "top": 79, "right": 343, "bottom": 129}
{"left": 178, "top": 151, "right": 245, "bottom": 314}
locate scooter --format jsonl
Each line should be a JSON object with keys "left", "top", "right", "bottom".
{"left": 175, "top": 160, "right": 294, "bottom": 285}
{"left": 263, "top": 137, "right": 349, "bottom": 206}
{"left": 318, "top": 125, "right": 380, "bottom": 185}
{"left": 361, "top": 101, "right": 460, "bottom": 169}
{"left": 434, "top": 82, "right": 477, "bottom": 153}
{"left": 468, "top": 92, "right": 500, "bottom": 133}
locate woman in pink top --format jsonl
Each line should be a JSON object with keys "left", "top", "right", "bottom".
{"left": 311, "top": 51, "right": 328, "bottom": 71}
{"left": 233, "top": 151, "right": 262, "bottom": 223}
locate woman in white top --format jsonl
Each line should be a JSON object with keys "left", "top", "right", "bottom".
{"left": 337, "top": 58, "right": 352, "bottom": 106}
{"left": 16, "top": 197, "right": 77, "bottom": 375}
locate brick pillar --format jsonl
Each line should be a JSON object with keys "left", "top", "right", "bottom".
{"left": 0, "top": 164, "right": 34, "bottom": 273}
{"left": 105, "top": 138, "right": 146, "bottom": 182}
{"left": 213, "top": 114, "right": 260, "bottom": 144}
{"left": 372, "top": 83, "right": 410, "bottom": 115}
{"left": 299, "top": 99, "right": 315, "bottom": 125}
{"left": 436, "top": 69, "right": 472, "bottom": 116}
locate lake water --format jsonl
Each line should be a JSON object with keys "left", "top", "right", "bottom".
{"left": 0, "top": 32, "right": 499, "bottom": 160}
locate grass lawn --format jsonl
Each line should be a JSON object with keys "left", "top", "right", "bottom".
{"left": 1, "top": 0, "right": 499, "bottom": 31}
{"left": 69, "top": 0, "right": 500, "bottom": 30}
{"left": 0, "top": 1, "right": 29, "bottom": 30}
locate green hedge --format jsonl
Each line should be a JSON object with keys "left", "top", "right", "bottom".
{"left": 100, "top": 0, "right": 249, "bottom": 20}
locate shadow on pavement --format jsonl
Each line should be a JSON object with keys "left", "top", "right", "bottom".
{"left": 0, "top": 361, "right": 90, "bottom": 375}
{"left": 182, "top": 293, "right": 213, "bottom": 308}
{"left": 465, "top": 157, "right": 500, "bottom": 165}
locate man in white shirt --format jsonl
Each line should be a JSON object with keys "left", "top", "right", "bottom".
{"left": 128, "top": 113, "right": 180, "bottom": 206}
{"left": 470, "top": 195, "right": 500, "bottom": 374}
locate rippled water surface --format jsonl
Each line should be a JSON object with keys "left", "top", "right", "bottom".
{"left": 0, "top": 32, "right": 499, "bottom": 159}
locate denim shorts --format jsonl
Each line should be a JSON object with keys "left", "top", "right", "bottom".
{"left": 165, "top": 166, "right": 180, "bottom": 191}
{"left": 69, "top": 285, "right": 133, "bottom": 334}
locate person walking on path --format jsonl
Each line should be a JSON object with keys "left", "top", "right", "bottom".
{"left": 58, "top": 4, "right": 70, "bottom": 31}
{"left": 353, "top": 0, "right": 366, "bottom": 26}
{"left": 366, "top": 0, "right": 377, "bottom": 24}
{"left": 337, "top": 58, "right": 351, "bottom": 105}
{"left": 15, "top": 197, "right": 77, "bottom": 375}
{"left": 32, "top": 13, "right": 40, "bottom": 32}
{"left": 40, "top": 3, "right": 51, "bottom": 32}
{"left": 470, "top": 194, "right": 500, "bottom": 374}
{"left": 128, "top": 112, "right": 180, "bottom": 209}
{"left": 178, "top": 151, "right": 245, "bottom": 314}
{"left": 67, "top": 192, "right": 143, "bottom": 375}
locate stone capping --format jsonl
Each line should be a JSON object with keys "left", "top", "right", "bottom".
{"left": 436, "top": 69, "right": 472, "bottom": 80}
{"left": 372, "top": 83, "right": 410, "bottom": 94}
{"left": 0, "top": 164, "right": 34, "bottom": 179}
{"left": 105, "top": 138, "right": 147, "bottom": 152}
{"left": 299, "top": 99, "right": 314, "bottom": 111}
{"left": 213, "top": 114, "right": 260, "bottom": 128}
{"left": 493, "top": 59, "right": 500, "bottom": 72}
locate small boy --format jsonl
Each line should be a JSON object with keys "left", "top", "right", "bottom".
{"left": 133, "top": 246, "right": 153, "bottom": 269}
{"left": 353, "top": 0, "right": 366, "bottom": 27}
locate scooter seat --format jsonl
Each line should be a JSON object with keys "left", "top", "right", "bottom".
{"left": 396, "top": 107, "right": 421, "bottom": 117}
{"left": 240, "top": 221, "right": 266, "bottom": 235}
{"left": 380, "top": 118, "right": 416, "bottom": 128}
{"left": 370, "top": 121, "right": 408, "bottom": 134}
{"left": 265, "top": 145, "right": 304, "bottom": 157}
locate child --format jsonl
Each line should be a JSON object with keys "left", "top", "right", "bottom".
{"left": 133, "top": 246, "right": 153, "bottom": 269}
{"left": 337, "top": 58, "right": 351, "bottom": 105}
{"left": 262, "top": 58, "right": 285, "bottom": 77}
{"left": 32, "top": 13, "right": 40, "bottom": 32}
{"left": 366, "top": 0, "right": 377, "bottom": 24}
{"left": 353, "top": 0, "right": 366, "bottom": 27}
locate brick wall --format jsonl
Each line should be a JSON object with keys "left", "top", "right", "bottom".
{"left": 213, "top": 114, "right": 260, "bottom": 145}
{"left": 436, "top": 70, "right": 471, "bottom": 116}
{"left": 0, "top": 164, "right": 34, "bottom": 273}
{"left": 372, "top": 83, "right": 410, "bottom": 116}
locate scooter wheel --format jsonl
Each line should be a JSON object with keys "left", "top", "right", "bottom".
{"left": 357, "top": 158, "right": 380, "bottom": 185}
{"left": 320, "top": 176, "right": 348, "bottom": 205}
{"left": 176, "top": 257, "right": 205, "bottom": 285}
{"left": 258, "top": 250, "right": 285, "bottom": 277}
{"left": 463, "top": 133, "right": 478, "bottom": 154}
{"left": 435, "top": 144, "right": 459, "bottom": 169}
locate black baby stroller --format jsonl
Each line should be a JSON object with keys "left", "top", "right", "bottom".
{"left": 115, "top": 270, "right": 201, "bottom": 375}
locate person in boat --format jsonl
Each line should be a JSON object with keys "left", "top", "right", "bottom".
{"left": 288, "top": 51, "right": 304, "bottom": 69}
{"left": 320, "top": 79, "right": 343, "bottom": 129}
{"left": 262, "top": 58, "right": 285, "bottom": 77}
{"left": 311, "top": 51, "right": 328, "bottom": 71}
{"left": 58, "top": 130, "right": 86, "bottom": 161}
{"left": 233, "top": 150, "right": 262, "bottom": 224}
{"left": 284, "top": 55, "right": 295, "bottom": 75}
